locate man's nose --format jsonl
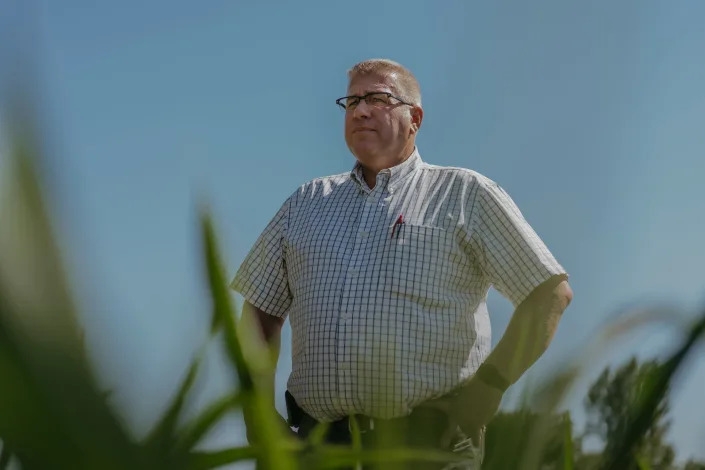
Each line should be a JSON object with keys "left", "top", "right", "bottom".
{"left": 352, "top": 100, "right": 371, "bottom": 119}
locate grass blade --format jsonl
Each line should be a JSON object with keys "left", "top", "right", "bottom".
{"left": 302, "top": 445, "right": 467, "bottom": 469}
{"left": 348, "top": 415, "right": 362, "bottom": 453}
{"left": 200, "top": 212, "right": 252, "bottom": 391}
{"left": 200, "top": 211, "right": 295, "bottom": 469}
{"left": 144, "top": 356, "right": 201, "bottom": 455}
{"left": 174, "top": 392, "right": 243, "bottom": 454}
{"left": 562, "top": 414, "right": 574, "bottom": 470}
{"left": 185, "top": 446, "right": 260, "bottom": 469}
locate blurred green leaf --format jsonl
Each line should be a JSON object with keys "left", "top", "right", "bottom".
{"left": 144, "top": 355, "right": 201, "bottom": 456}
{"left": 601, "top": 310, "right": 705, "bottom": 470}
{"left": 563, "top": 414, "right": 574, "bottom": 470}
{"left": 185, "top": 446, "right": 260, "bottom": 469}
{"left": 601, "top": 305, "right": 684, "bottom": 343}
{"left": 348, "top": 415, "right": 362, "bottom": 453}
{"left": 303, "top": 445, "right": 466, "bottom": 469}
{"left": 0, "top": 441, "right": 12, "bottom": 469}
{"left": 200, "top": 212, "right": 252, "bottom": 391}
{"left": 174, "top": 392, "right": 243, "bottom": 454}
{"left": 531, "top": 364, "right": 582, "bottom": 413}
{"left": 636, "top": 456, "right": 651, "bottom": 470}
{"left": 306, "top": 421, "right": 331, "bottom": 448}
{"left": 200, "top": 211, "right": 295, "bottom": 469}
{"left": 0, "top": 125, "right": 144, "bottom": 470}
{"left": 483, "top": 410, "right": 570, "bottom": 470}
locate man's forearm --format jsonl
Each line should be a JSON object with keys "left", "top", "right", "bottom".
{"left": 241, "top": 301, "right": 289, "bottom": 442}
{"left": 483, "top": 276, "right": 572, "bottom": 385}
{"left": 242, "top": 301, "right": 285, "bottom": 393}
{"left": 447, "top": 279, "right": 571, "bottom": 440}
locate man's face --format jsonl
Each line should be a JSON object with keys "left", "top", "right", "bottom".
{"left": 344, "top": 73, "right": 419, "bottom": 171}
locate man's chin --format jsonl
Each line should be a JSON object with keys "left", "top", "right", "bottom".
{"left": 351, "top": 147, "right": 381, "bottom": 163}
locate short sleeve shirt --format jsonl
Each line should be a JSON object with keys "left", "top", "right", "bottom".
{"left": 231, "top": 149, "right": 567, "bottom": 421}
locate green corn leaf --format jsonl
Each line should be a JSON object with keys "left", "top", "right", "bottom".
{"left": 0, "top": 124, "right": 144, "bottom": 469}
{"left": 301, "top": 445, "right": 466, "bottom": 469}
{"left": 174, "top": 392, "right": 243, "bottom": 454}
{"left": 199, "top": 211, "right": 295, "bottom": 469}
{"left": 348, "top": 415, "right": 362, "bottom": 454}
{"left": 143, "top": 356, "right": 201, "bottom": 455}
{"left": 562, "top": 414, "right": 574, "bottom": 470}
{"left": 185, "top": 441, "right": 304, "bottom": 470}
{"left": 200, "top": 212, "right": 252, "bottom": 391}
{"left": 306, "top": 421, "right": 332, "bottom": 448}
{"left": 185, "top": 446, "right": 260, "bottom": 470}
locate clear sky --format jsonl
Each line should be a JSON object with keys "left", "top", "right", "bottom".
{"left": 2, "top": 0, "right": 704, "bottom": 464}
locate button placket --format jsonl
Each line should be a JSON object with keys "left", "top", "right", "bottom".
{"left": 337, "top": 187, "right": 384, "bottom": 405}
{"left": 338, "top": 190, "right": 377, "bottom": 406}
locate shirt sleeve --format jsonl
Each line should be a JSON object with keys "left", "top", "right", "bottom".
{"left": 469, "top": 179, "right": 568, "bottom": 307}
{"left": 230, "top": 197, "right": 292, "bottom": 318}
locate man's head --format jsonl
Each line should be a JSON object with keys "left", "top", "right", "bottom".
{"left": 341, "top": 59, "right": 423, "bottom": 175}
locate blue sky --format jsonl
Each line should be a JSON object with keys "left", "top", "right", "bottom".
{"left": 2, "top": 0, "right": 705, "bottom": 464}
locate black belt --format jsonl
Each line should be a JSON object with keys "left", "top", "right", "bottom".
{"left": 285, "top": 390, "right": 450, "bottom": 439}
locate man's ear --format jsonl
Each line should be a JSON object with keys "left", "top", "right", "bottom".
{"left": 410, "top": 106, "right": 424, "bottom": 135}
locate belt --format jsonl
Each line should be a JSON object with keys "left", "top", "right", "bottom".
{"left": 284, "top": 391, "right": 485, "bottom": 467}
{"left": 285, "top": 391, "right": 450, "bottom": 437}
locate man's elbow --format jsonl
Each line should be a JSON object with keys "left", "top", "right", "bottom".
{"left": 536, "top": 279, "right": 572, "bottom": 350}
{"left": 555, "top": 280, "right": 573, "bottom": 313}
{"left": 524, "top": 276, "right": 573, "bottom": 314}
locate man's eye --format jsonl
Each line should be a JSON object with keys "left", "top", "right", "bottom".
{"left": 372, "top": 97, "right": 386, "bottom": 103}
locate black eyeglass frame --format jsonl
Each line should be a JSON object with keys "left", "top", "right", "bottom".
{"left": 335, "top": 92, "right": 415, "bottom": 111}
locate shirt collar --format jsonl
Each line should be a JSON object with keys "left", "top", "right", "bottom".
{"left": 350, "top": 147, "right": 423, "bottom": 192}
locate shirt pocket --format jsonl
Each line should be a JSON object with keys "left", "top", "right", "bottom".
{"left": 383, "top": 224, "right": 457, "bottom": 307}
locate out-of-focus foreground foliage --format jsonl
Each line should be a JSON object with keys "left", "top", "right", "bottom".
{"left": 484, "top": 357, "right": 705, "bottom": 470}
{"left": 1, "top": 123, "right": 704, "bottom": 470}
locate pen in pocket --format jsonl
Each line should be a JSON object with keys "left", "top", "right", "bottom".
{"left": 391, "top": 214, "right": 405, "bottom": 239}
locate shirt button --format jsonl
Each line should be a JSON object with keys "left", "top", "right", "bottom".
{"left": 359, "top": 231, "right": 369, "bottom": 238}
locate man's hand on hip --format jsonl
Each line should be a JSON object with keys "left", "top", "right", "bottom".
{"left": 444, "top": 377, "right": 503, "bottom": 447}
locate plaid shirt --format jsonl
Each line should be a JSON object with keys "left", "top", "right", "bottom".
{"left": 231, "top": 149, "right": 567, "bottom": 421}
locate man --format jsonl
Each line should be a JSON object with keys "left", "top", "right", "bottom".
{"left": 231, "top": 59, "right": 572, "bottom": 468}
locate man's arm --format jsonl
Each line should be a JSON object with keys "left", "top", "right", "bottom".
{"left": 484, "top": 275, "right": 572, "bottom": 384}
{"left": 451, "top": 275, "right": 573, "bottom": 441}
{"left": 243, "top": 300, "right": 285, "bottom": 365}
{"left": 241, "top": 300, "right": 288, "bottom": 442}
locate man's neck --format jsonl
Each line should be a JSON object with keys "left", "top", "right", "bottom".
{"left": 363, "top": 168, "right": 378, "bottom": 189}
{"left": 359, "top": 146, "right": 416, "bottom": 190}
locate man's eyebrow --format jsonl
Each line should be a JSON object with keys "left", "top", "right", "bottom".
{"left": 347, "top": 89, "right": 392, "bottom": 96}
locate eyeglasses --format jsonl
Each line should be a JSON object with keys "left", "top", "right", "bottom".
{"left": 335, "top": 92, "right": 414, "bottom": 111}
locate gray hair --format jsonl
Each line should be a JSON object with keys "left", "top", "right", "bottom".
{"left": 347, "top": 59, "right": 422, "bottom": 107}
